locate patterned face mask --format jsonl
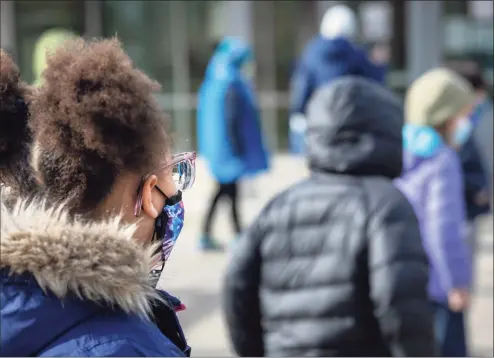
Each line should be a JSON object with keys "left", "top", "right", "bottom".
{"left": 134, "top": 152, "right": 195, "bottom": 287}
{"left": 149, "top": 191, "right": 185, "bottom": 288}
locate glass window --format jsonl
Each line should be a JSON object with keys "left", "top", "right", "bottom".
{"left": 15, "top": 0, "right": 85, "bottom": 83}
{"left": 442, "top": 0, "right": 493, "bottom": 88}
{"left": 183, "top": 1, "right": 226, "bottom": 150}
{"left": 103, "top": 1, "right": 224, "bottom": 151}
{"left": 102, "top": 0, "right": 174, "bottom": 92}
{"left": 252, "top": 1, "right": 277, "bottom": 150}
{"left": 103, "top": 0, "right": 194, "bottom": 150}
{"left": 273, "top": 1, "right": 311, "bottom": 92}
{"left": 444, "top": 0, "right": 468, "bottom": 15}
{"left": 272, "top": 0, "right": 315, "bottom": 151}
{"left": 186, "top": 1, "right": 219, "bottom": 92}
{"left": 469, "top": 0, "right": 493, "bottom": 22}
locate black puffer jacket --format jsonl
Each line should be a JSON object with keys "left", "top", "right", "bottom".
{"left": 223, "top": 77, "right": 436, "bottom": 357}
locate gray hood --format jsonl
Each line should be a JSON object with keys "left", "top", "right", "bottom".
{"left": 306, "top": 77, "right": 403, "bottom": 179}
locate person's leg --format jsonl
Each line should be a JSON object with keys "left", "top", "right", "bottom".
{"left": 466, "top": 220, "right": 477, "bottom": 290}
{"left": 443, "top": 309, "right": 468, "bottom": 357}
{"left": 433, "top": 301, "right": 468, "bottom": 357}
{"left": 200, "top": 182, "right": 225, "bottom": 250}
{"left": 226, "top": 181, "right": 241, "bottom": 235}
{"left": 202, "top": 183, "right": 223, "bottom": 236}
{"left": 433, "top": 301, "right": 449, "bottom": 356}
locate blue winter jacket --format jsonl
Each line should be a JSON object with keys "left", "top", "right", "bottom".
{"left": 0, "top": 200, "right": 187, "bottom": 357}
{"left": 290, "top": 35, "right": 387, "bottom": 115}
{"left": 197, "top": 37, "right": 270, "bottom": 184}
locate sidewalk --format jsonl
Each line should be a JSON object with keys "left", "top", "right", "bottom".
{"left": 160, "top": 155, "right": 494, "bottom": 357}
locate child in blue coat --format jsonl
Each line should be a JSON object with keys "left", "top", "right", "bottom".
{"left": 197, "top": 37, "right": 270, "bottom": 250}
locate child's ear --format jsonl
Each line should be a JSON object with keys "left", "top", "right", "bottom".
{"left": 141, "top": 174, "right": 160, "bottom": 219}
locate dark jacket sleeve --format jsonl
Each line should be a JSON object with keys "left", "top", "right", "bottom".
{"left": 223, "top": 220, "right": 264, "bottom": 356}
{"left": 354, "top": 47, "right": 387, "bottom": 84}
{"left": 88, "top": 342, "right": 184, "bottom": 357}
{"left": 460, "top": 136, "right": 490, "bottom": 220}
{"left": 225, "top": 84, "right": 244, "bottom": 157}
{"left": 289, "top": 59, "right": 314, "bottom": 115}
{"left": 74, "top": 338, "right": 185, "bottom": 357}
{"left": 367, "top": 191, "right": 437, "bottom": 357}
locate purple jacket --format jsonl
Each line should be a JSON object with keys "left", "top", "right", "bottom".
{"left": 395, "top": 146, "right": 472, "bottom": 302}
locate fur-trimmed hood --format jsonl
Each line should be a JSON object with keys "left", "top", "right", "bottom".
{"left": 0, "top": 198, "right": 160, "bottom": 318}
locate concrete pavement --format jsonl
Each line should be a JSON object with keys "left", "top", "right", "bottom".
{"left": 159, "top": 155, "right": 494, "bottom": 357}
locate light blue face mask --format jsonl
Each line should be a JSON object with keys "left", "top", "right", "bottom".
{"left": 452, "top": 99, "right": 490, "bottom": 146}
{"left": 452, "top": 117, "right": 473, "bottom": 147}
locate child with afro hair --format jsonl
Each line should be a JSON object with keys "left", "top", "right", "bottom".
{"left": 0, "top": 49, "right": 38, "bottom": 200}
{"left": 1, "top": 38, "right": 191, "bottom": 356}
{"left": 29, "top": 37, "right": 173, "bottom": 215}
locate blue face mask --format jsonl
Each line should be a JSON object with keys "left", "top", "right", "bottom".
{"left": 149, "top": 191, "right": 185, "bottom": 287}
{"left": 452, "top": 100, "right": 491, "bottom": 147}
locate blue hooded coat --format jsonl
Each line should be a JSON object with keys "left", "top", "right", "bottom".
{"left": 197, "top": 38, "right": 270, "bottom": 184}
{"left": 290, "top": 36, "right": 387, "bottom": 115}
{"left": 1, "top": 200, "right": 188, "bottom": 357}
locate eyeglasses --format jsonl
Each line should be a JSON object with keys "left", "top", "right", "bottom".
{"left": 134, "top": 151, "right": 196, "bottom": 217}
{"left": 167, "top": 151, "right": 197, "bottom": 192}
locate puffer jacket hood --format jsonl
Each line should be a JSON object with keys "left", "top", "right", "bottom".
{"left": 308, "top": 36, "right": 357, "bottom": 63}
{"left": 289, "top": 38, "right": 387, "bottom": 116}
{"left": 205, "top": 37, "right": 252, "bottom": 79}
{"left": 298, "top": 36, "right": 363, "bottom": 86}
{"left": 198, "top": 36, "right": 269, "bottom": 184}
{"left": 0, "top": 199, "right": 185, "bottom": 356}
{"left": 306, "top": 76, "right": 403, "bottom": 179}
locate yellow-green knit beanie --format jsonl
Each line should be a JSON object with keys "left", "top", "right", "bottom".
{"left": 405, "top": 67, "right": 475, "bottom": 127}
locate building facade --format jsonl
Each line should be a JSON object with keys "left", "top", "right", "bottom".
{"left": 2, "top": 0, "right": 493, "bottom": 151}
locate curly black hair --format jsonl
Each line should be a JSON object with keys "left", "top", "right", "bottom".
{"left": 0, "top": 49, "right": 38, "bottom": 198}
{"left": 29, "top": 37, "right": 170, "bottom": 214}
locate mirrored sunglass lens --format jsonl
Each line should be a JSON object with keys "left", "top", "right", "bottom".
{"left": 171, "top": 160, "right": 195, "bottom": 191}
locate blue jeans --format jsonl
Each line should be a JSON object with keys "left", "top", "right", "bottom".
{"left": 432, "top": 301, "right": 468, "bottom": 357}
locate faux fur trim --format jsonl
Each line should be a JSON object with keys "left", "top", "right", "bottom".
{"left": 30, "top": 140, "right": 42, "bottom": 181}
{"left": 0, "top": 185, "right": 12, "bottom": 197}
{"left": 0, "top": 185, "right": 16, "bottom": 209}
{"left": 0, "top": 198, "right": 161, "bottom": 319}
